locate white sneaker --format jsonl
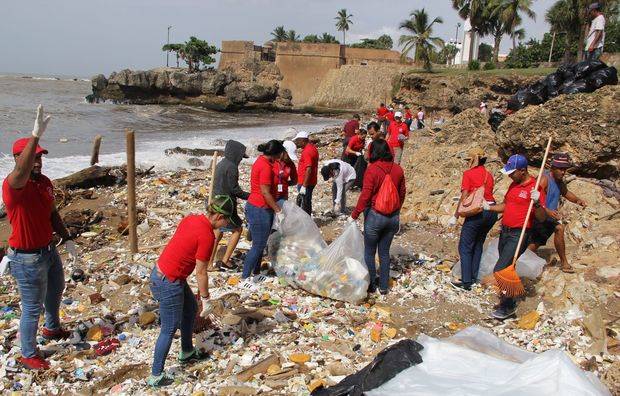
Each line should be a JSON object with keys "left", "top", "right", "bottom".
{"left": 238, "top": 278, "right": 257, "bottom": 291}
{"left": 252, "top": 274, "right": 267, "bottom": 284}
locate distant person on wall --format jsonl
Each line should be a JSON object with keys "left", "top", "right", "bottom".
{"left": 404, "top": 106, "right": 413, "bottom": 129}
{"left": 484, "top": 154, "right": 547, "bottom": 320}
{"left": 377, "top": 103, "right": 389, "bottom": 132}
{"left": 342, "top": 114, "right": 360, "bottom": 148}
{"left": 416, "top": 107, "right": 425, "bottom": 130}
{"left": 3, "top": 106, "right": 77, "bottom": 370}
{"left": 585, "top": 3, "right": 605, "bottom": 61}
{"left": 274, "top": 141, "right": 298, "bottom": 206}
{"left": 387, "top": 111, "right": 409, "bottom": 164}
{"left": 209, "top": 140, "right": 250, "bottom": 271}
{"left": 321, "top": 159, "right": 356, "bottom": 215}
{"left": 148, "top": 195, "right": 236, "bottom": 387}
{"left": 528, "top": 153, "right": 587, "bottom": 274}
{"left": 294, "top": 131, "right": 319, "bottom": 215}
{"left": 343, "top": 128, "right": 367, "bottom": 166}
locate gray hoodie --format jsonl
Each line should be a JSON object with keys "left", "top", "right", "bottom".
{"left": 213, "top": 140, "right": 250, "bottom": 202}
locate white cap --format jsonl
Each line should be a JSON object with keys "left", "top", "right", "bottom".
{"left": 394, "top": 111, "right": 403, "bottom": 118}
{"left": 285, "top": 127, "right": 298, "bottom": 137}
{"left": 283, "top": 140, "right": 298, "bottom": 161}
{"left": 388, "top": 107, "right": 394, "bottom": 111}
{"left": 293, "top": 130, "right": 309, "bottom": 140}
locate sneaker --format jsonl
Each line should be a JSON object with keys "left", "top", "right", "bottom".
{"left": 252, "top": 274, "right": 267, "bottom": 284}
{"left": 490, "top": 306, "right": 516, "bottom": 320}
{"left": 19, "top": 355, "right": 50, "bottom": 370}
{"left": 367, "top": 284, "right": 377, "bottom": 294}
{"left": 147, "top": 373, "right": 174, "bottom": 387}
{"left": 178, "top": 348, "right": 209, "bottom": 364}
{"left": 379, "top": 289, "right": 389, "bottom": 295}
{"left": 41, "top": 327, "right": 71, "bottom": 341}
{"left": 450, "top": 281, "right": 471, "bottom": 291}
{"left": 238, "top": 278, "right": 257, "bottom": 291}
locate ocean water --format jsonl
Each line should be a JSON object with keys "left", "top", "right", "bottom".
{"left": 0, "top": 74, "right": 339, "bottom": 187}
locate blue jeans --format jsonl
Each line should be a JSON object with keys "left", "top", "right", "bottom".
{"left": 585, "top": 48, "right": 603, "bottom": 61}
{"left": 297, "top": 185, "right": 315, "bottom": 215}
{"left": 363, "top": 209, "right": 399, "bottom": 291}
{"left": 242, "top": 203, "right": 274, "bottom": 279}
{"left": 458, "top": 210, "right": 498, "bottom": 285}
{"left": 149, "top": 267, "right": 197, "bottom": 376}
{"left": 8, "top": 245, "right": 65, "bottom": 358}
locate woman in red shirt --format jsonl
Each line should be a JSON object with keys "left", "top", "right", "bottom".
{"left": 242, "top": 140, "right": 285, "bottom": 279}
{"left": 449, "top": 147, "right": 498, "bottom": 290}
{"left": 148, "top": 195, "right": 236, "bottom": 387}
{"left": 273, "top": 141, "right": 298, "bottom": 204}
{"left": 350, "top": 139, "right": 406, "bottom": 295}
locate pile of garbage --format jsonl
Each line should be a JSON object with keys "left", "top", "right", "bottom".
{"left": 507, "top": 60, "right": 618, "bottom": 112}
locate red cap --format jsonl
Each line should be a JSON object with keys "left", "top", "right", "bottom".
{"left": 12, "top": 138, "right": 48, "bottom": 156}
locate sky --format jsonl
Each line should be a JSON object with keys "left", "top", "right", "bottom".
{"left": 1, "top": 0, "right": 555, "bottom": 77}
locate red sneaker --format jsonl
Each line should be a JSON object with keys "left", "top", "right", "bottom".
{"left": 19, "top": 356, "right": 50, "bottom": 370}
{"left": 41, "top": 327, "right": 71, "bottom": 341}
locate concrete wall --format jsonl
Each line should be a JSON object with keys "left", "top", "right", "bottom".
{"left": 344, "top": 47, "right": 402, "bottom": 65}
{"left": 275, "top": 42, "right": 344, "bottom": 105}
{"left": 219, "top": 41, "right": 260, "bottom": 69}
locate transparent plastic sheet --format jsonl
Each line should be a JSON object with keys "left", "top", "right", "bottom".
{"left": 367, "top": 326, "right": 611, "bottom": 396}
{"left": 268, "top": 201, "right": 369, "bottom": 303}
{"left": 452, "top": 238, "right": 545, "bottom": 281}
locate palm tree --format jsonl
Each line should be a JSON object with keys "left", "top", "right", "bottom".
{"left": 509, "top": 26, "right": 526, "bottom": 48}
{"left": 481, "top": 0, "right": 513, "bottom": 62}
{"left": 271, "top": 26, "right": 287, "bottom": 42}
{"left": 286, "top": 30, "right": 300, "bottom": 42}
{"left": 335, "top": 9, "right": 353, "bottom": 45}
{"left": 441, "top": 43, "right": 460, "bottom": 65}
{"left": 303, "top": 34, "right": 320, "bottom": 43}
{"left": 496, "top": 0, "right": 536, "bottom": 49}
{"left": 320, "top": 33, "right": 340, "bottom": 44}
{"left": 399, "top": 8, "right": 445, "bottom": 71}
{"left": 545, "top": 0, "right": 581, "bottom": 61}
{"left": 452, "top": 0, "right": 487, "bottom": 61}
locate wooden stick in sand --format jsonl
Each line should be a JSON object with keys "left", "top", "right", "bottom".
{"left": 90, "top": 134, "right": 102, "bottom": 166}
{"left": 208, "top": 151, "right": 219, "bottom": 204}
{"left": 126, "top": 129, "right": 138, "bottom": 253}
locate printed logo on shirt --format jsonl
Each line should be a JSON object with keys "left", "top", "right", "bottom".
{"left": 518, "top": 190, "right": 528, "bottom": 199}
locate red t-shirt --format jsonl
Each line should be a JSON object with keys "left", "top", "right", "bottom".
{"left": 2, "top": 176, "right": 55, "bottom": 249}
{"left": 461, "top": 166, "right": 495, "bottom": 202}
{"left": 297, "top": 143, "right": 319, "bottom": 187}
{"left": 347, "top": 135, "right": 365, "bottom": 152}
{"left": 386, "top": 112, "right": 395, "bottom": 122}
{"left": 366, "top": 140, "right": 395, "bottom": 158}
{"left": 273, "top": 159, "right": 297, "bottom": 200}
{"left": 502, "top": 177, "right": 546, "bottom": 229}
{"left": 343, "top": 119, "right": 359, "bottom": 138}
{"left": 377, "top": 106, "right": 389, "bottom": 119}
{"left": 248, "top": 155, "right": 276, "bottom": 208}
{"left": 158, "top": 214, "right": 215, "bottom": 281}
{"left": 404, "top": 110, "right": 413, "bottom": 120}
{"left": 387, "top": 121, "right": 409, "bottom": 148}
{"left": 352, "top": 161, "right": 406, "bottom": 219}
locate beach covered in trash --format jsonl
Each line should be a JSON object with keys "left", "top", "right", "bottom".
{"left": 0, "top": 123, "right": 618, "bottom": 395}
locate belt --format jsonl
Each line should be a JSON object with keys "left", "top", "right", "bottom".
{"left": 501, "top": 225, "right": 527, "bottom": 232}
{"left": 9, "top": 243, "right": 53, "bottom": 255}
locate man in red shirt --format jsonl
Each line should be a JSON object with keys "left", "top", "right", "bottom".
{"left": 3, "top": 106, "right": 76, "bottom": 370}
{"left": 294, "top": 131, "right": 319, "bottom": 215}
{"left": 342, "top": 114, "right": 360, "bottom": 148}
{"left": 485, "top": 154, "right": 547, "bottom": 320}
{"left": 387, "top": 111, "right": 409, "bottom": 164}
{"left": 342, "top": 128, "right": 367, "bottom": 166}
{"left": 148, "top": 195, "right": 236, "bottom": 386}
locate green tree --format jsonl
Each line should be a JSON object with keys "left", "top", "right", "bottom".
{"left": 303, "top": 34, "right": 320, "bottom": 43}
{"left": 496, "top": 0, "right": 536, "bottom": 49}
{"left": 271, "top": 26, "right": 288, "bottom": 42}
{"left": 286, "top": 30, "right": 300, "bottom": 42}
{"left": 452, "top": 0, "right": 488, "bottom": 61}
{"left": 162, "top": 37, "right": 217, "bottom": 72}
{"left": 399, "top": 8, "right": 444, "bottom": 71}
{"left": 349, "top": 34, "right": 394, "bottom": 49}
{"left": 335, "top": 8, "right": 353, "bottom": 45}
{"left": 320, "top": 33, "right": 340, "bottom": 43}
{"left": 545, "top": 0, "right": 581, "bottom": 61}
{"left": 481, "top": 0, "right": 512, "bottom": 62}
{"left": 441, "top": 43, "right": 460, "bottom": 64}
{"left": 478, "top": 42, "right": 494, "bottom": 61}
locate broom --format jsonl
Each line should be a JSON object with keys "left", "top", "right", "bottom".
{"left": 494, "top": 136, "right": 552, "bottom": 297}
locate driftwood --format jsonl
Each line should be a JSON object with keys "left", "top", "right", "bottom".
{"left": 54, "top": 166, "right": 124, "bottom": 189}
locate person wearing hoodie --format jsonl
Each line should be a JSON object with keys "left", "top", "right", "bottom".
{"left": 209, "top": 140, "right": 250, "bottom": 271}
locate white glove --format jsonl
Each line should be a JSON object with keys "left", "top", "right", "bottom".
{"left": 333, "top": 203, "right": 340, "bottom": 213}
{"left": 346, "top": 216, "right": 356, "bottom": 225}
{"left": 448, "top": 216, "right": 458, "bottom": 227}
{"left": 32, "top": 105, "right": 51, "bottom": 138}
{"left": 200, "top": 297, "right": 214, "bottom": 318}
{"left": 299, "top": 186, "right": 307, "bottom": 195}
{"left": 398, "top": 134, "right": 407, "bottom": 141}
{"left": 355, "top": 152, "right": 362, "bottom": 156}
{"left": 530, "top": 189, "right": 540, "bottom": 204}
{"left": 482, "top": 201, "right": 491, "bottom": 211}
{"left": 276, "top": 210, "right": 285, "bottom": 224}
{"left": 65, "top": 240, "right": 77, "bottom": 260}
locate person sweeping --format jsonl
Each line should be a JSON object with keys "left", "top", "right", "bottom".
{"left": 483, "top": 153, "right": 548, "bottom": 320}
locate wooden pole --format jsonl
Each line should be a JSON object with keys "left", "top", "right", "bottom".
{"left": 548, "top": 31, "right": 556, "bottom": 63}
{"left": 90, "top": 134, "right": 102, "bottom": 166}
{"left": 208, "top": 151, "right": 219, "bottom": 204}
{"left": 126, "top": 129, "right": 138, "bottom": 253}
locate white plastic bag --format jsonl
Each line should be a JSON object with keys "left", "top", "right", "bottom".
{"left": 452, "top": 238, "right": 546, "bottom": 281}
{"left": 268, "top": 201, "right": 369, "bottom": 303}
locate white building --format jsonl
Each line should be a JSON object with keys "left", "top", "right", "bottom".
{"left": 454, "top": 18, "right": 479, "bottom": 65}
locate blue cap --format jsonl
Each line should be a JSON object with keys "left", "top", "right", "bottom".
{"left": 501, "top": 154, "right": 528, "bottom": 175}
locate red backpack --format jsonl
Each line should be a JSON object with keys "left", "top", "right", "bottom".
{"left": 373, "top": 164, "right": 401, "bottom": 215}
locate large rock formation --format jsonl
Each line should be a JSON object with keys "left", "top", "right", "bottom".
{"left": 497, "top": 85, "right": 620, "bottom": 179}
{"left": 88, "top": 64, "right": 291, "bottom": 111}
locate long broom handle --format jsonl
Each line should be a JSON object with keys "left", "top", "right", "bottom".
{"left": 510, "top": 136, "right": 553, "bottom": 266}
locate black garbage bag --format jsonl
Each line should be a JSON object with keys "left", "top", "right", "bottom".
{"left": 574, "top": 59, "right": 606, "bottom": 80}
{"left": 560, "top": 79, "right": 592, "bottom": 94}
{"left": 353, "top": 155, "right": 367, "bottom": 188}
{"left": 488, "top": 111, "right": 506, "bottom": 132}
{"left": 507, "top": 89, "right": 533, "bottom": 111}
{"left": 312, "top": 339, "right": 424, "bottom": 396}
{"left": 586, "top": 66, "right": 618, "bottom": 91}
{"left": 557, "top": 63, "right": 576, "bottom": 81}
{"left": 527, "top": 81, "right": 548, "bottom": 105}
{"left": 544, "top": 72, "right": 564, "bottom": 98}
